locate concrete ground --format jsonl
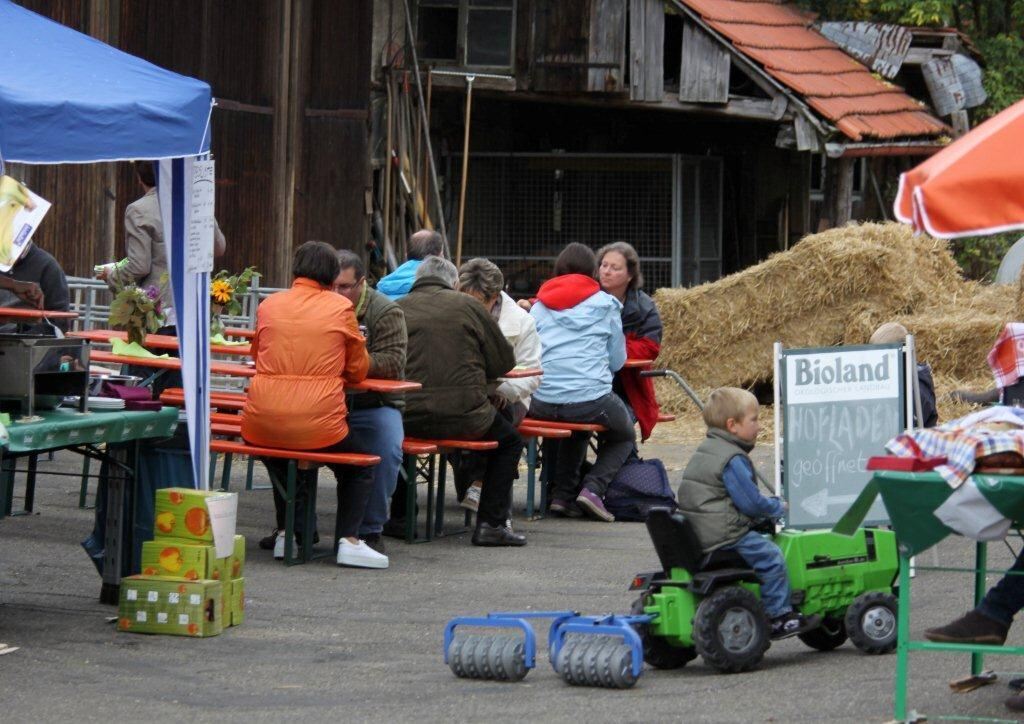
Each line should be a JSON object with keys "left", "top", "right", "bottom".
{"left": 2, "top": 432, "right": 1024, "bottom": 723}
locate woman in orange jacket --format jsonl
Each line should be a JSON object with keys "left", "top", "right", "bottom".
{"left": 242, "top": 241, "right": 387, "bottom": 569}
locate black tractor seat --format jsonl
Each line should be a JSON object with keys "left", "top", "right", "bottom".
{"left": 645, "top": 509, "right": 758, "bottom": 594}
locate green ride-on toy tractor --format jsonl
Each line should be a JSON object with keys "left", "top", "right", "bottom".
{"left": 629, "top": 509, "right": 900, "bottom": 673}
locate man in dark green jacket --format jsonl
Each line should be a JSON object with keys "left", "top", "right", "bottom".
{"left": 398, "top": 256, "right": 526, "bottom": 547}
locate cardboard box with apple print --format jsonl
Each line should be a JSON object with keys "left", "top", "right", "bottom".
{"left": 230, "top": 577, "right": 244, "bottom": 626}
{"left": 141, "top": 540, "right": 230, "bottom": 582}
{"left": 153, "top": 487, "right": 237, "bottom": 544}
{"left": 117, "top": 575, "right": 223, "bottom": 637}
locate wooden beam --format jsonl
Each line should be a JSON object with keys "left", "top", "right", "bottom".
{"left": 272, "top": 0, "right": 301, "bottom": 285}
{"left": 88, "top": 0, "right": 117, "bottom": 264}
{"left": 428, "top": 73, "right": 516, "bottom": 92}
{"left": 903, "top": 47, "right": 953, "bottom": 66}
{"left": 823, "top": 157, "right": 854, "bottom": 228}
{"left": 663, "top": 94, "right": 786, "bottom": 121}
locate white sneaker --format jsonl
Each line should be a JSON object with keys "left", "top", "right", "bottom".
{"left": 460, "top": 483, "right": 481, "bottom": 512}
{"left": 273, "top": 532, "right": 297, "bottom": 560}
{"left": 337, "top": 539, "right": 389, "bottom": 569}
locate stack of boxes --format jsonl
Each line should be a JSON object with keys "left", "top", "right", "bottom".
{"left": 118, "top": 487, "right": 244, "bottom": 637}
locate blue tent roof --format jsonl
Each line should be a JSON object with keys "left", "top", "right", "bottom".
{"left": 0, "top": 0, "right": 212, "bottom": 164}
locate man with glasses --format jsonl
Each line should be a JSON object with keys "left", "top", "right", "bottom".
{"left": 332, "top": 249, "right": 407, "bottom": 553}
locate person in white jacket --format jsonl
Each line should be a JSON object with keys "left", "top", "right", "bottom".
{"left": 457, "top": 258, "right": 541, "bottom": 516}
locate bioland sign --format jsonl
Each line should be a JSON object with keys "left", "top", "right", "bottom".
{"left": 780, "top": 345, "right": 904, "bottom": 528}
{"left": 786, "top": 349, "right": 900, "bottom": 404}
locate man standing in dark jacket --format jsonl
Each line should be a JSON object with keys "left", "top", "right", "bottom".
{"left": 398, "top": 256, "right": 526, "bottom": 547}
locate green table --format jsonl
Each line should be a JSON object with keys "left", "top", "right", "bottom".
{"left": 1, "top": 406, "right": 179, "bottom": 603}
{"left": 836, "top": 471, "right": 1024, "bottom": 722}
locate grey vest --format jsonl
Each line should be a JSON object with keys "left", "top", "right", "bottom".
{"left": 677, "top": 429, "right": 755, "bottom": 553}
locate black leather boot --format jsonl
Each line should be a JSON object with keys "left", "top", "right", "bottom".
{"left": 471, "top": 521, "right": 527, "bottom": 547}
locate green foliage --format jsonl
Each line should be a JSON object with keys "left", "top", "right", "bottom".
{"left": 108, "top": 285, "right": 165, "bottom": 345}
{"left": 975, "top": 34, "right": 1024, "bottom": 120}
{"left": 951, "top": 232, "right": 1020, "bottom": 281}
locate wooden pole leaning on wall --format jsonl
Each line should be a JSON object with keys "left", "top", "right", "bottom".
{"left": 383, "top": 74, "right": 394, "bottom": 257}
{"left": 455, "top": 75, "right": 475, "bottom": 268}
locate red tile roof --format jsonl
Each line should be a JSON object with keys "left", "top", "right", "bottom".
{"left": 677, "top": 0, "right": 948, "bottom": 142}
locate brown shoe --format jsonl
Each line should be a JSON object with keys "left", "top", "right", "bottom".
{"left": 1006, "top": 692, "right": 1024, "bottom": 712}
{"left": 924, "top": 610, "right": 1008, "bottom": 645}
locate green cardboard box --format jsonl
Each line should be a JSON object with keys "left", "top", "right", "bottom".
{"left": 154, "top": 488, "right": 230, "bottom": 543}
{"left": 227, "top": 535, "right": 245, "bottom": 579}
{"left": 230, "top": 577, "right": 245, "bottom": 626}
{"left": 141, "top": 539, "right": 229, "bottom": 582}
{"left": 118, "top": 576, "right": 223, "bottom": 637}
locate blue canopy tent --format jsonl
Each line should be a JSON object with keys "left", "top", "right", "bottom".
{"left": 0, "top": 0, "right": 213, "bottom": 489}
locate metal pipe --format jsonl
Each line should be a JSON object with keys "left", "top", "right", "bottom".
{"left": 455, "top": 76, "right": 475, "bottom": 268}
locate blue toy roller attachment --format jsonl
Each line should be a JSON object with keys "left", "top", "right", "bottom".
{"left": 549, "top": 614, "right": 651, "bottom": 689}
{"left": 443, "top": 611, "right": 578, "bottom": 682}
{"left": 443, "top": 610, "right": 654, "bottom": 688}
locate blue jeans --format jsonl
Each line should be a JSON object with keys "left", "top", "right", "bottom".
{"left": 724, "top": 531, "right": 792, "bottom": 618}
{"left": 978, "top": 549, "right": 1024, "bottom": 627}
{"left": 344, "top": 405, "right": 404, "bottom": 536}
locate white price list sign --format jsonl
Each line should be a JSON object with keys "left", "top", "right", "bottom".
{"left": 187, "top": 160, "right": 215, "bottom": 274}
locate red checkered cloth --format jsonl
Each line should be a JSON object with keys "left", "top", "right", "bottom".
{"left": 988, "top": 323, "right": 1024, "bottom": 389}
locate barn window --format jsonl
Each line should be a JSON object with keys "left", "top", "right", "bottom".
{"left": 417, "top": 0, "right": 515, "bottom": 69}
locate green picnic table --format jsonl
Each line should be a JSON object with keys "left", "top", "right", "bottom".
{"left": 836, "top": 470, "right": 1024, "bottom": 722}
{"left": 1, "top": 406, "right": 179, "bottom": 602}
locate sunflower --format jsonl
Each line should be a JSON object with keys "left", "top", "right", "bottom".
{"left": 211, "top": 278, "right": 234, "bottom": 304}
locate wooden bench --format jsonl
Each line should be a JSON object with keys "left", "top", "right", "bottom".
{"left": 209, "top": 438, "right": 379, "bottom": 566}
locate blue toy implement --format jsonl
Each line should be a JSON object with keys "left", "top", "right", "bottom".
{"left": 443, "top": 610, "right": 653, "bottom": 688}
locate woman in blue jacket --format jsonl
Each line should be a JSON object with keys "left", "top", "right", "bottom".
{"left": 529, "top": 243, "right": 634, "bottom": 522}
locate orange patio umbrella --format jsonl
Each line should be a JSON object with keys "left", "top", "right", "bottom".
{"left": 894, "top": 99, "right": 1024, "bottom": 238}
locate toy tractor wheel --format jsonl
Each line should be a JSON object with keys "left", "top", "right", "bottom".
{"left": 630, "top": 597, "right": 697, "bottom": 669}
{"left": 693, "top": 586, "right": 771, "bottom": 673}
{"left": 798, "top": 616, "right": 847, "bottom": 651}
{"left": 845, "top": 592, "right": 898, "bottom": 655}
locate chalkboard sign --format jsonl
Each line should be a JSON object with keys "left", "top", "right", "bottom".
{"left": 779, "top": 344, "right": 905, "bottom": 528}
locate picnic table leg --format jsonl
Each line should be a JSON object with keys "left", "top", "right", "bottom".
{"left": 404, "top": 454, "right": 418, "bottom": 543}
{"left": 302, "top": 468, "right": 317, "bottom": 563}
{"left": 284, "top": 461, "right": 298, "bottom": 566}
{"left": 434, "top": 455, "right": 448, "bottom": 538}
{"left": 0, "top": 451, "right": 8, "bottom": 519}
{"left": 525, "top": 437, "right": 537, "bottom": 518}
{"left": 1, "top": 456, "right": 14, "bottom": 517}
{"left": 245, "top": 455, "right": 257, "bottom": 490}
{"left": 220, "top": 452, "right": 233, "bottom": 491}
{"left": 79, "top": 454, "right": 92, "bottom": 508}
{"left": 972, "top": 542, "right": 988, "bottom": 676}
{"left": 425, "top": 454, "right": 436, "bottom": 542}
{"left": 23, "top": 453, "right": 38, "bottom": 514}
{"left": 894, "top": 550, "right": 912, "bottom": 722}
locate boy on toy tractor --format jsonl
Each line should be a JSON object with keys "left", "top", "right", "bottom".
{"left": 629, "top": 387, "right": 899, "bottom": 673}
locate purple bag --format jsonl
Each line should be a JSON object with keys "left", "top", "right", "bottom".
{"left": 604, "top": 458, "right": 677, "bottom": 522}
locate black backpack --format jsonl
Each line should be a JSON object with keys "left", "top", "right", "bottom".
{"left": 604, "top": 457, "right": 678, "bottom": 522}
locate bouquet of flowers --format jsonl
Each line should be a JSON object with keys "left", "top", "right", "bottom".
{"left": 108, "top": 283, "right": 164, "bottom": 345}
{"left": 210, "top": 266, "right": 256, "bottom": 335}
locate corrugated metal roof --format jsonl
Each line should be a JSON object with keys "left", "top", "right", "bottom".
{"left": 677, "top": 0, "right": 948, "bottom": 142}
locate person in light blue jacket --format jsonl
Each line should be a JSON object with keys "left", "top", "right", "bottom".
{"left": 376, "top": 229, "right": 446, "bottom": 300}
{"left": 529, "top": 242, "right": 633, "bottom": 522}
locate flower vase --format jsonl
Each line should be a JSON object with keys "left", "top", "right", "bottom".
{"left": 210, "top": 304, "right": 225, "bottom": 337}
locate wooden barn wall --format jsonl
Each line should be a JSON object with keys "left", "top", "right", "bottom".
{"left": 117, "top": 0, "right": 282, "bottom": 284}
{"left": 295, "top": 0, "right": 373, "bottom": 253}
{"left": 12, "top": 0, "right": 372, "bottom": 288}
{"left": 9, "top": 0, "right": 116, "bottom": 280}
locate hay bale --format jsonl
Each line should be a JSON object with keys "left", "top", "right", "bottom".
{"left": 655, "top": 222, "right": 962, "bottom": 389}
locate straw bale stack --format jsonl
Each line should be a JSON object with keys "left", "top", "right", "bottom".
{"left": 654, "top": 223, "right": 962, "bottom": 391}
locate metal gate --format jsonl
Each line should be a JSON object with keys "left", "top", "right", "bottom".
{"left": 453, "top": 152, "right": 722, "bottom": 294}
